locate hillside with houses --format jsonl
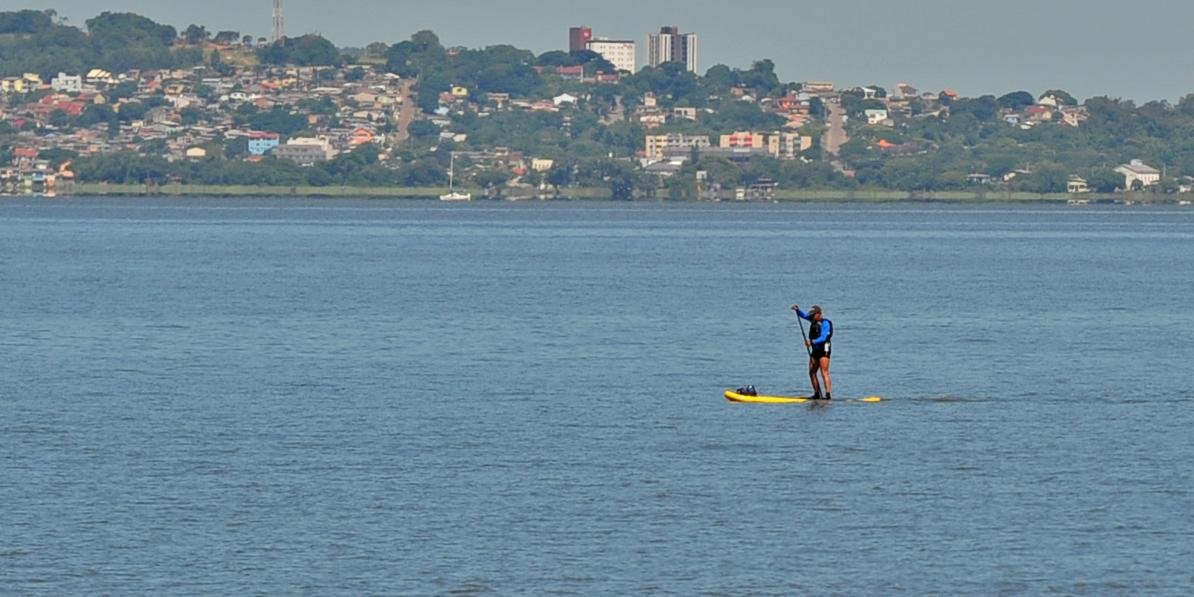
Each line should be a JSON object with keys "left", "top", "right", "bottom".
{"left": 3, "top": 9, "right": 1194, "bottom": 200}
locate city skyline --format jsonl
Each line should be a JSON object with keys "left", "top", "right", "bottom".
{"left": 13, "top": 0, "right": 1194, "bottom": 101}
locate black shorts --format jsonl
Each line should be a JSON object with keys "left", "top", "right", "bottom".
{"left": 810, "top": 344, "right": 831, "bottom": 360}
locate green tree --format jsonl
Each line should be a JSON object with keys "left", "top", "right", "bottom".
{"left": 1015, "top": 164, "right": 1069, "bottom": 193}
{"left": 48, "top": 109, "right": 72, "bottom": 129}
{"left": 117, "top": 101, "right": 148, "bottom": 122}
{"left": 546, "top": 162, "right": 573, "bottom": 195}
{"left": 363, "top": 41, "right": 389, "bottom": 61}
{"left": 1087, "top": 168, "right": 1122, "bottom": 193}
{"left": 1041, "top": 89, "right": 1078, "bottom": 106}
{"left": 573, "top": 50, "right": 616, "bottom": 74}
{"left": 259, "top": 34, "right": 342, "bottom": 66}
{"left": 224, "top": 136, "right": 249, "bottom": 159}
{"left": 403, "top": 160, "right": 446, "bottom": 185}
{"left": 416, "top": 76, "right": 448, "bottom": 113}
{"left": 74, "top": 104, "right": 116, "bottom": 128}
{"left": 386, "top": 30, "right": 446, "bottom": 78}
{"left": 179, "top": 106, "right": 205, "bottom": 125}
{"left": 183, "top": 24, "right": 208, "bottom": 45}
{"left": 38, "top": 147, "right": 77, "bottom": 167}
{"left": 213, "top": 30, "right": 240, "bottom": 45}
{"left": 665, "top": 175, "right": 695, "bottom": 200}
{"left": 536, "top": 50, "right": 577, "bottom": 67}
{"left": 408, "top": 119, "right": 439, "bottom": 140}
{"left": 474, "top": 170, "right": 509, "bottom": 196}
{"left": 243, "top": 107, "right": 309, "bottom": 136}
{"left": 0, "top": 9, "right": 54, "bottom": 33}
{"left": 86, "top": 12, "right": 177, "bottom": 51}
{"left": 703, "top": 64, "right": 736, "bottom": 92}
{"left": 997, "top": 91, "right": 1035, "bottom": 110}
{"left": 740, "top": 59, "right": 781, "bottom": 96}
{"left": 950, "top": 95, "right": 999, "bottom": 121}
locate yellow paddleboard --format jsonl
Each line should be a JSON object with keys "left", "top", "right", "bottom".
{"left": 725, "top": 390, "right": 882, "bottom": 404}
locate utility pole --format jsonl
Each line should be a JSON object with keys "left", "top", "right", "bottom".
{"left": 272, "top": 0, "right": 285, "bottom": 43}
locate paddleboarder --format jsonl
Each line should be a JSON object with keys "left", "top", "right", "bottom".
{"left": 792, "top": 304, "right": 832, "bottom": 400}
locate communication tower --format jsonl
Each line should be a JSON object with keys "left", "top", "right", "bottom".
{"left": 272, "top": 0, "right": 285, "bottom": 43}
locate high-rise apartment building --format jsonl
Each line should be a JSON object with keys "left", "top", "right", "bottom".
{"left": 569, "top": 26, "right": 593, "bottom": 53}
{"left": 647, "top": 26, "right": 698, "bottom": 72}
{"left": 585, "top": 38, "right": 637, "bottom": 73}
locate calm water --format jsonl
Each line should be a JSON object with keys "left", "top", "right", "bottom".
{"left": 2, "top": 198, "right": 1193, "bottom": 594}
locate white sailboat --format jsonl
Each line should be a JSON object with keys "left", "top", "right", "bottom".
{"left": 439, "top": 153, "right": 471, "bottom": 201}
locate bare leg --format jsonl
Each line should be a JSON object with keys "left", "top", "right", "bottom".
{"left": 808, "top": 357, "right": 822, "bottom": 397}
{"left": 819, "top": 357, "right": 832, "bottom": 398}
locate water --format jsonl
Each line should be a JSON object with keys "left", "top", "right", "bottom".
{"left": 2, "top": 198, "right": 1193, "bottom": 593}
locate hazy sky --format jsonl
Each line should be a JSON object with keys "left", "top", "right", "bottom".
{"left": 9, "top": 0, "right": 1194, "bottom": 101}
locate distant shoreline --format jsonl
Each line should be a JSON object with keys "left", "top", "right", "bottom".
{"left": 12, "top": 183, "right": 1192, "bottom": 205}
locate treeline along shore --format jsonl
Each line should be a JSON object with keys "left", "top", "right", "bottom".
{"left": 4, "top": 9, "right": 1194, "bottom": 202}
{"left": 72, "top": 182, "right": 1172, "bottom": 206}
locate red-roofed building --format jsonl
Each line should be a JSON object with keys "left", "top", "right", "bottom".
{"left": 1025, "top": 105, "right": 1053, "bottom": 122}
{"left": 556, "top": 65, "right": 584, "bottom": 79}
{"left": 13, "top": 147, "right": 39, "bottom": 170}
{"left": 349, "top": 127, "right": 376, "bottom": 146}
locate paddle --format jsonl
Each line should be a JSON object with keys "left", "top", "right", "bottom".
{"left": 791, "top": 305, "right": 812, "bottom": 358}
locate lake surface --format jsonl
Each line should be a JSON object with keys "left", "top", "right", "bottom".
{"left": 2, "top": 198, "right": 1193, "bottom": 594}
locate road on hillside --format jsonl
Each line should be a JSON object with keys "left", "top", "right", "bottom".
{"left": 822, "top": 98, "right": 855, "bottom": 177}
{"left": 823, "top": 98, "right": 847, "bottom": 155}
{"left": 394, "top": 79, "right": 417, "bottom": 143}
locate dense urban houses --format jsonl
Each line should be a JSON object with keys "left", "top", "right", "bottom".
{"left": 2, "top": 9, "right": 1193, "bottom": 199}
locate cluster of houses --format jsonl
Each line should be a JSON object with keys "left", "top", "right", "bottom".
{"left": 0, "top": 146, "right": 73, "bottom": 196}
{"left": 965, "top": 159, "right": 1170, "bottom": 195}
{"left": 3, "top": 55, "right": 1188, "bottom": 198}
{"left": 632, "top": 87, "right": 815, "bottom": 132}
{"left": 641, "top": 131, "right": 813, "bottom": 177}
{"left": 422, "top": 75, "right": 823, "bottom": 182}
{"left": 833, "top": 84, "right": 1090, "bottom": 132}
{"left": 998, "top": 93, "right": 1090, "bottom": 129}
{"left": 631, "top": 86, "right": 820, "bottom": 177}
{"left": 812, "top": 82, "right": 1165, "bottom": 193}
{"left": 0, "top": 63, "right": 407, "bottom": 190}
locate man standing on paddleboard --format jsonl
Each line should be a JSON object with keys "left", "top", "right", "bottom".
{"left": 792, "top": 305, "right": 832, "bottom": 400}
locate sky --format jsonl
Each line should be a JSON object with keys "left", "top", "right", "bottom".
{"left": 8, "top": 0, "right": 1194, "bottom": 102}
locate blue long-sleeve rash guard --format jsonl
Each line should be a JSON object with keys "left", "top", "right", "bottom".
{"left": 796, "top": 308, "right": 832, "bottom": 344}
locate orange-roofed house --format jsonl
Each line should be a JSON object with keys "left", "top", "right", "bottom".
{"left": 349, "top": 128, "right": 377, "bottom": 146}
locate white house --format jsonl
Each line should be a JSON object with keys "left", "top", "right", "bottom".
{"left": 1115, "top": 159, "right": 1161, "bottom": 189}
{"left": 552, "top": 93, "right": 579, "bottom": 107}
{"left": 50, "top": 73, "right": 83, "bottom": 93}
{"left": 864, "top": 109, "right": 890, "bottom": 125}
